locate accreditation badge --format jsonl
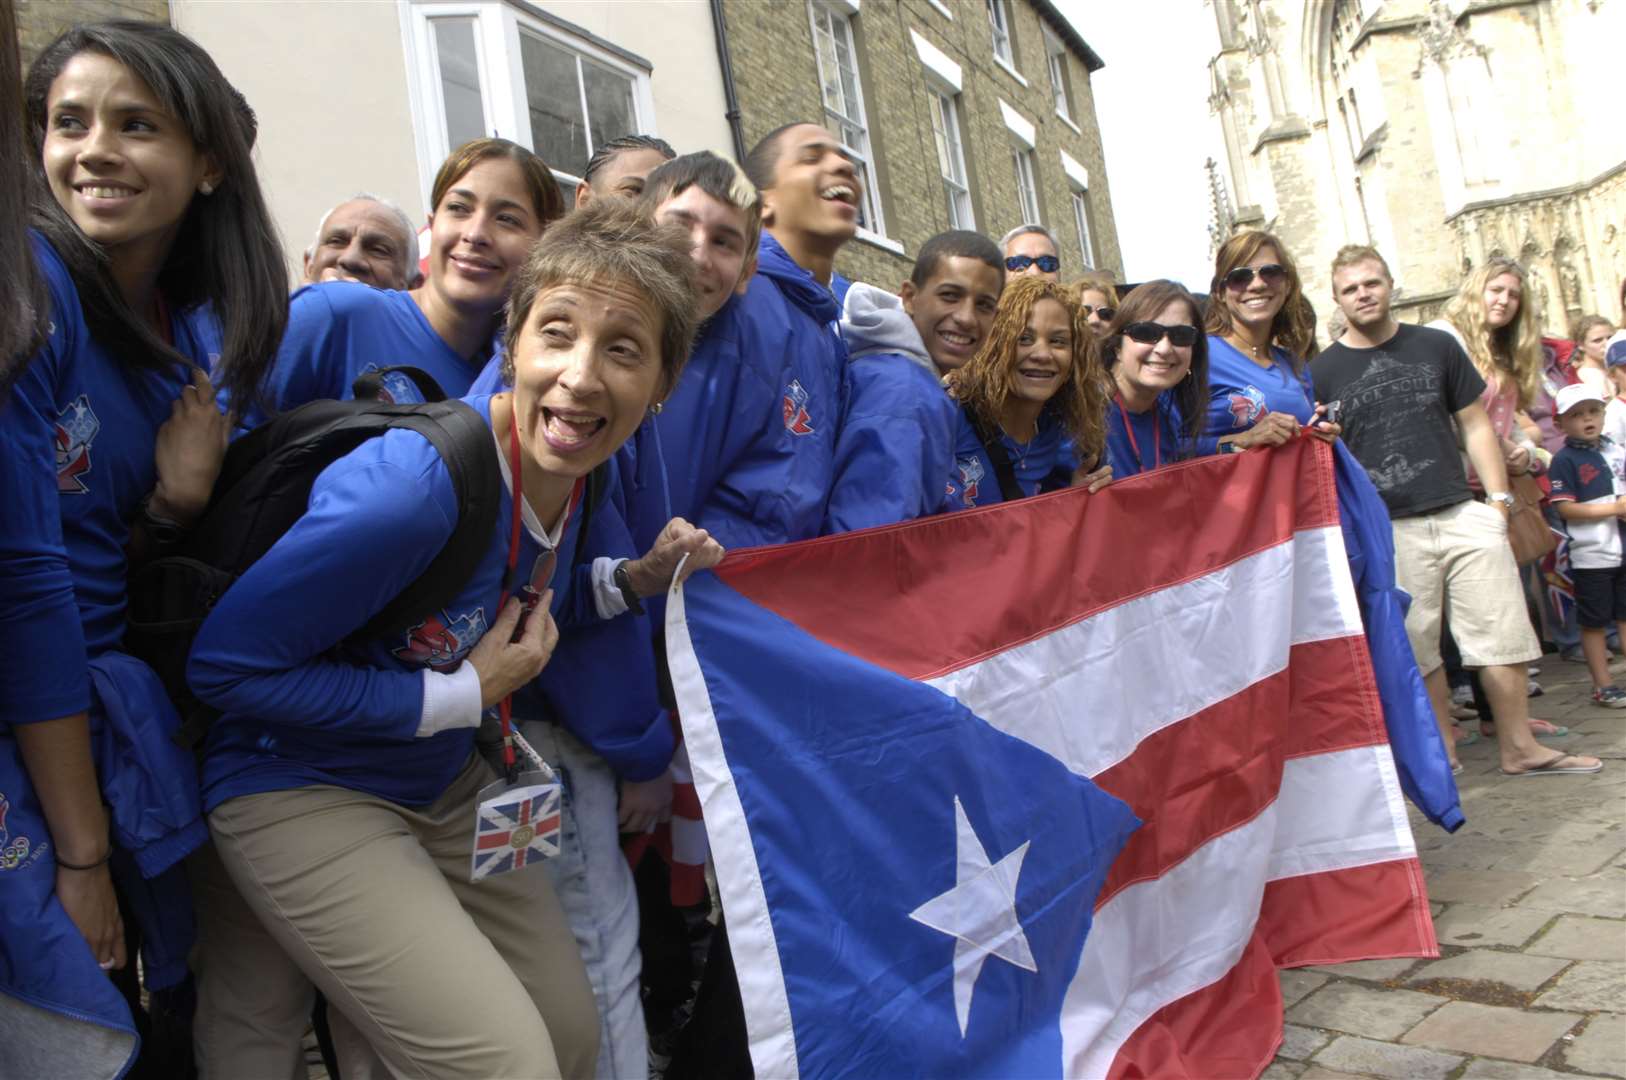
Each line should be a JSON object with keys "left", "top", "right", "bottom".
{"left": 470, "top": 763, "right": 561, "bottom": 882}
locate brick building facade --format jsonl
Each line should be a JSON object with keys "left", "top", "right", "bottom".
{"left": 721, "top": 0, "right": 1121, "bottom": 289}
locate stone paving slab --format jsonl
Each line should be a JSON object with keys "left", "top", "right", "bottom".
{"left": 1564, "top": 1011, "right": 1626, "bottom": 1077}
{"left": 1286, "top": 983, "right": 1447, "bottom": 1040}
{"left": 1279, "top": 970, "right": 1330, "bottom": 1009}
{"left": 1525, "top": 914, "right": 1626, "bottom": 961}
{"left": 1278, "top": 1023, "right": 1332, "bottom": 1062}
{"left": 1533, "top": 960, "right": 1626, "bottom": 1012}
{"left": 1310, "top": 1034, "right": 1462, "bottom": 1079}
{"left": 1401, "top": 1000, "right": 1582, "bottom": 1062}
{"left": 1430, "top": 903, "right": 1555, "bottom": 948}
{"left": 1421, "top": 868, "right": 1542, "bottom": 906}
{"left": 1518, "top": 871, "right": 1626, "bottom": 918}
{"left": 1461, "top": 1059, "right": 1612, "bottom": 1080}
{"left": 1493, "top": 841, "right": 1626, "bottom": 877}
{"left": 1305, "top": 958, "right": 1419, "bottom": 982}
{"left": 1406, "top": 948, "right": 1570, "bottom": 991}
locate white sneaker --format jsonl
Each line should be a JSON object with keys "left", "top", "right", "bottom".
{"left": 1451, "top": 685, "right": 1474, "bottom": 707}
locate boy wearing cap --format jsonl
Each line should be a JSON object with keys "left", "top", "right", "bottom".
{"left": 1549, "top": 383, "right": 1626, "bottom": 706}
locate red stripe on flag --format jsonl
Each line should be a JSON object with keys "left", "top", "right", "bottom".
{"left": 717, "top": 439, "right": 1339, "bottom": 679}
{"left": 1092, "top": 635, "right": 1385, "bottom": 904}
{"left": 1260, "top": 858, "right": 1437, "bottom": 967}
{"left": 1106, "top": 931, "right": 1284, "bottom": 1080}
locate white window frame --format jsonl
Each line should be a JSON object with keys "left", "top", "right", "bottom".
{"left": 928, "top": 88, "right": 974, "bottom": 230}
{"left": 401, "top": 1, "right": 656, "bottom": 214}
{"left": 987, "top": 0, "right": 1012, "bottom": 65}
{"left": 1043, "top": 27, "right": 1071, "bottom": 122}
{"left": 1012, "top": 147, "right": 1040, "bottom": 225}
{"left": 1070, "top": 189, "right": 1095, "bottom": 267}
{"left": 807, "top": 0, "right": 888, "bottom": 237}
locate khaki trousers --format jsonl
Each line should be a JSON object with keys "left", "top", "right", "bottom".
{"left": 208, "top": 755, "right": 599, "bottom": 1080}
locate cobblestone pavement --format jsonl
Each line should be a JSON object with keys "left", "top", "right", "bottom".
{"left": 1269, "top": 651, "right": 1626, "bottom": 1080}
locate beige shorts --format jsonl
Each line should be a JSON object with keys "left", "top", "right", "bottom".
{"left": 1392, "top": 498, "right": 1541, "bottom": 674}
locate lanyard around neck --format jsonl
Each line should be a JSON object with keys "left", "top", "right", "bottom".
{"left": 1116, "top": 395, "right": 1160, "bottom": 472}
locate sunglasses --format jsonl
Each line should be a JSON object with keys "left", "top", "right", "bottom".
{"left": 1223, "top": 263, "right": 1288, "bottom": 290}
{"left": 1006, "top": 254, "right": 1060, "bottom": 273}
{"left": 1082, "top": 304, "right": 1117, "bottom": 321}
{"left": 1122, "top": 322, "right": 1199, "bottom": 347}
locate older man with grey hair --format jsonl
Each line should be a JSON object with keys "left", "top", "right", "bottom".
{"left": 1000, "top": 223, "right": 1061, "bottom": 282}
{"left": 301, "top": 193, "right": 421, "bottom": 290}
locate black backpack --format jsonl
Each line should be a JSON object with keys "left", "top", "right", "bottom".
{"left": 126, "top": 367, "right": 501, "bottom": 745}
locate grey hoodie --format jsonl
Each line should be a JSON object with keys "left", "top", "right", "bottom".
{"left": 838, "top": 282, "right": 935, "bottom": 372}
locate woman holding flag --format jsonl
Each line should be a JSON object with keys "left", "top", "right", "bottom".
{"left": 187, "top": 201, "right": 720, "bottom": 1079}
{"left": 1101, "top": 280, "right": 1211, "bottom": 478}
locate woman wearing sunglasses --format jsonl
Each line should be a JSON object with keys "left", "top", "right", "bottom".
{"left": 1074, "top": 269, "right": 1118, "bottom": 339}
{"left": 1204, "top": 231, "right": 1338, "bottom": 452}
{"left": 946, "top": 275, "right": 1108, "bottom": 508}
{"left": 1101, "top": 281, "right": 1209, "bottom": 478}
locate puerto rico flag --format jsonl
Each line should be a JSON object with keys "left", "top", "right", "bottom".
{"left": 470, "top": 782, "right": 562, "bottom": 881}
{"left": 667, "top": 438, "right": 1458, "bottom": 1078}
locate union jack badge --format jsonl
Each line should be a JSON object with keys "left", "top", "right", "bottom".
{"left": 470, "top": 774, "right": 562, "bottom": 882}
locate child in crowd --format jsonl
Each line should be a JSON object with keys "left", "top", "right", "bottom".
{"left": 1605, "top": 340, "right": 1626, "bottom": 448}
{"left": 1548, "top": 384, "right": 1626, "bottom": 708}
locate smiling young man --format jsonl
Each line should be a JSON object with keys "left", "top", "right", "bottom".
{"left": 1313, "top": 244, "right": 1602, "bottom": 779}
{"left": 573, "top": 133, "right": 675, "bottom": 208}
{"left": 821, "top": 231, "right": 1003, "bottom": 533}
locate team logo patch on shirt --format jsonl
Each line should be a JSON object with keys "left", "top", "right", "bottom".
{"left": 54, "top": 395, "right": 100, "bottom": 494}
{"left": 957, "top": 455, "right": 985, "bottom": 507}
{"left": 360, "top": 364, "right": 423, "bottom": 405}
{"left": 1579, "top": 463, "right": 1601, "bottom": 487}
{"left": 783, "top": 379, "right": 815, "bottom": 436}
{"left": 0, "top": 792, "right": 39, "bottom": 873}
{"left": 1227, "top": 386, "right": 1267, "bottom": 428}
{"left": 394, "top": 607, "right": 488, "bottom": 671}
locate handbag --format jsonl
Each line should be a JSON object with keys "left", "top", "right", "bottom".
{"left": 1506, "top": 473, "right": 1556, "bottom": 566}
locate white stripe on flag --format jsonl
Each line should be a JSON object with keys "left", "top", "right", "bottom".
{"left": 926, "top": 525, "right": 1361, "bottom": 779}
{"left": 1061, "top": 745, "right": 1416, "bottom": 1078}
{"left": 665, "top": 581, "right": 800, "bottom": 1079}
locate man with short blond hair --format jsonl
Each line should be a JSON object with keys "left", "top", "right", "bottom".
{"left": 1312, "top": 248, "right": 1602, "bottom": 778}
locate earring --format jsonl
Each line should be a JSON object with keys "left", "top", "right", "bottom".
{"left": 199, "top": 181, "right": 215, "bottom": 195}
{"left": 650, "top": 401, "right": 664, "bottom": 415}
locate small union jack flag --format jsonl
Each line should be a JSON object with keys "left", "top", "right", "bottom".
{"left": 470, "top": 781, "right": 561, "bottom": 882}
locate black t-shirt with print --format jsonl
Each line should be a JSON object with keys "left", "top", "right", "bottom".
{"left": 1311, "top": 323, "right": 1487, "bottom": 519}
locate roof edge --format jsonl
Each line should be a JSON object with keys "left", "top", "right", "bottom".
{"left": 1031, "top": 0, "right": 1104, "bottom": 72}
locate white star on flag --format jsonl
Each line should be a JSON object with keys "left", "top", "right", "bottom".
{"left": 908, "top": 795, "right": 1037, "bottom": 1037}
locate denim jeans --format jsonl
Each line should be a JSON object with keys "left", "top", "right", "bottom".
{"left": 521, "top": 721, "right": 648, "bottom": 1080}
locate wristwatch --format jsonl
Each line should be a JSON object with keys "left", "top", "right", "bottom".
{"left": 1486, "top": 492, "right": 1516, "bottom": 510}
{"left": 613, "top": 560, "right": 645, "bottom": 615}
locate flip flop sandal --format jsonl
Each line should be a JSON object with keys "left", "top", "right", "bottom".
{"left": 1452, "top": 762, "right": 1464, "bottom": 776}
{"left": 1501, "top": 753, "right": 1603, "bottom": 777}
{"left": 1453, "top": 728, "right": 1481, "bottom": 747}
{"left": 1479, "top": 719, "right": 1570, "bottom": 739}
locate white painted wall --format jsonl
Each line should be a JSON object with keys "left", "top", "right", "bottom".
{"left": 171, "top": 0, "right": 428, "bottom": 282}
{"left": 172, "top": 0, "right": 735, "bottom": 283}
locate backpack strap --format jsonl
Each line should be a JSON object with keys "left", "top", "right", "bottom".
{"left": 569, "top": 461, "right": 609, "bottom": 573}
{"left": 351, "top": 365, "right": 448, "bottom": 404}
{"left": 356, "top": 400, "right": 500, "bottom": 640}
{"left": 962, "top": 403, "right": 1024, "bottom": 503}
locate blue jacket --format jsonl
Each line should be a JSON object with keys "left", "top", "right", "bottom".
{"left": 824, "top": 284, "right": 955, "bottom": 533}
{"left": 1332, "top": 442, "right": 1464, "bottom": 832}
{"left": 945, "top": 409, "right": 1072, "bottom": 509}
{"left": 192, "top": 395, "right": 672, "bottom": 806}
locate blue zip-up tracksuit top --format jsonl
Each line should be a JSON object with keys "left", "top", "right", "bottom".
{"left": 824, "top": 283, "right": 956, "bottom": 533}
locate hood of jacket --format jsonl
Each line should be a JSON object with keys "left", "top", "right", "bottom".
{"left": 756, "top": 233, "right": 840, "bottom": 326}
{"left": 839, "top": 283, "right": 934, "bottom": 372}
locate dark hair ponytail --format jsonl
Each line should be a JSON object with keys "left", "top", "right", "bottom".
{"left": 24, "top": 20, "right": 287, "bottom": 412}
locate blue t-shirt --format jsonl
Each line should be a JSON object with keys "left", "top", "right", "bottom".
{"left": 945, "top": 409, "right": 1070, "bottom": 509}
{"left": 237, "top": 282, "right": 488, "bottom": 427}
{"left": 1204, "top": 336, "right": 1314, "bottom": 451}
{"left": 13, "top": 234, "right": 218, "bottom": 659}
{"left": 823, "top": 353, "right": 956, "bottom": 533}
{"left": 1105, "top": 394, "right": 1189, "bottom": 479}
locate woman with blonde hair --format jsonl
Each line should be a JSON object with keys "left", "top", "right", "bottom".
{"left": 1071, "top": 269, "right": 1118, "bottom": 339}
{"left": 946, "top": 276, "right": 1110, "bottom": 507}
